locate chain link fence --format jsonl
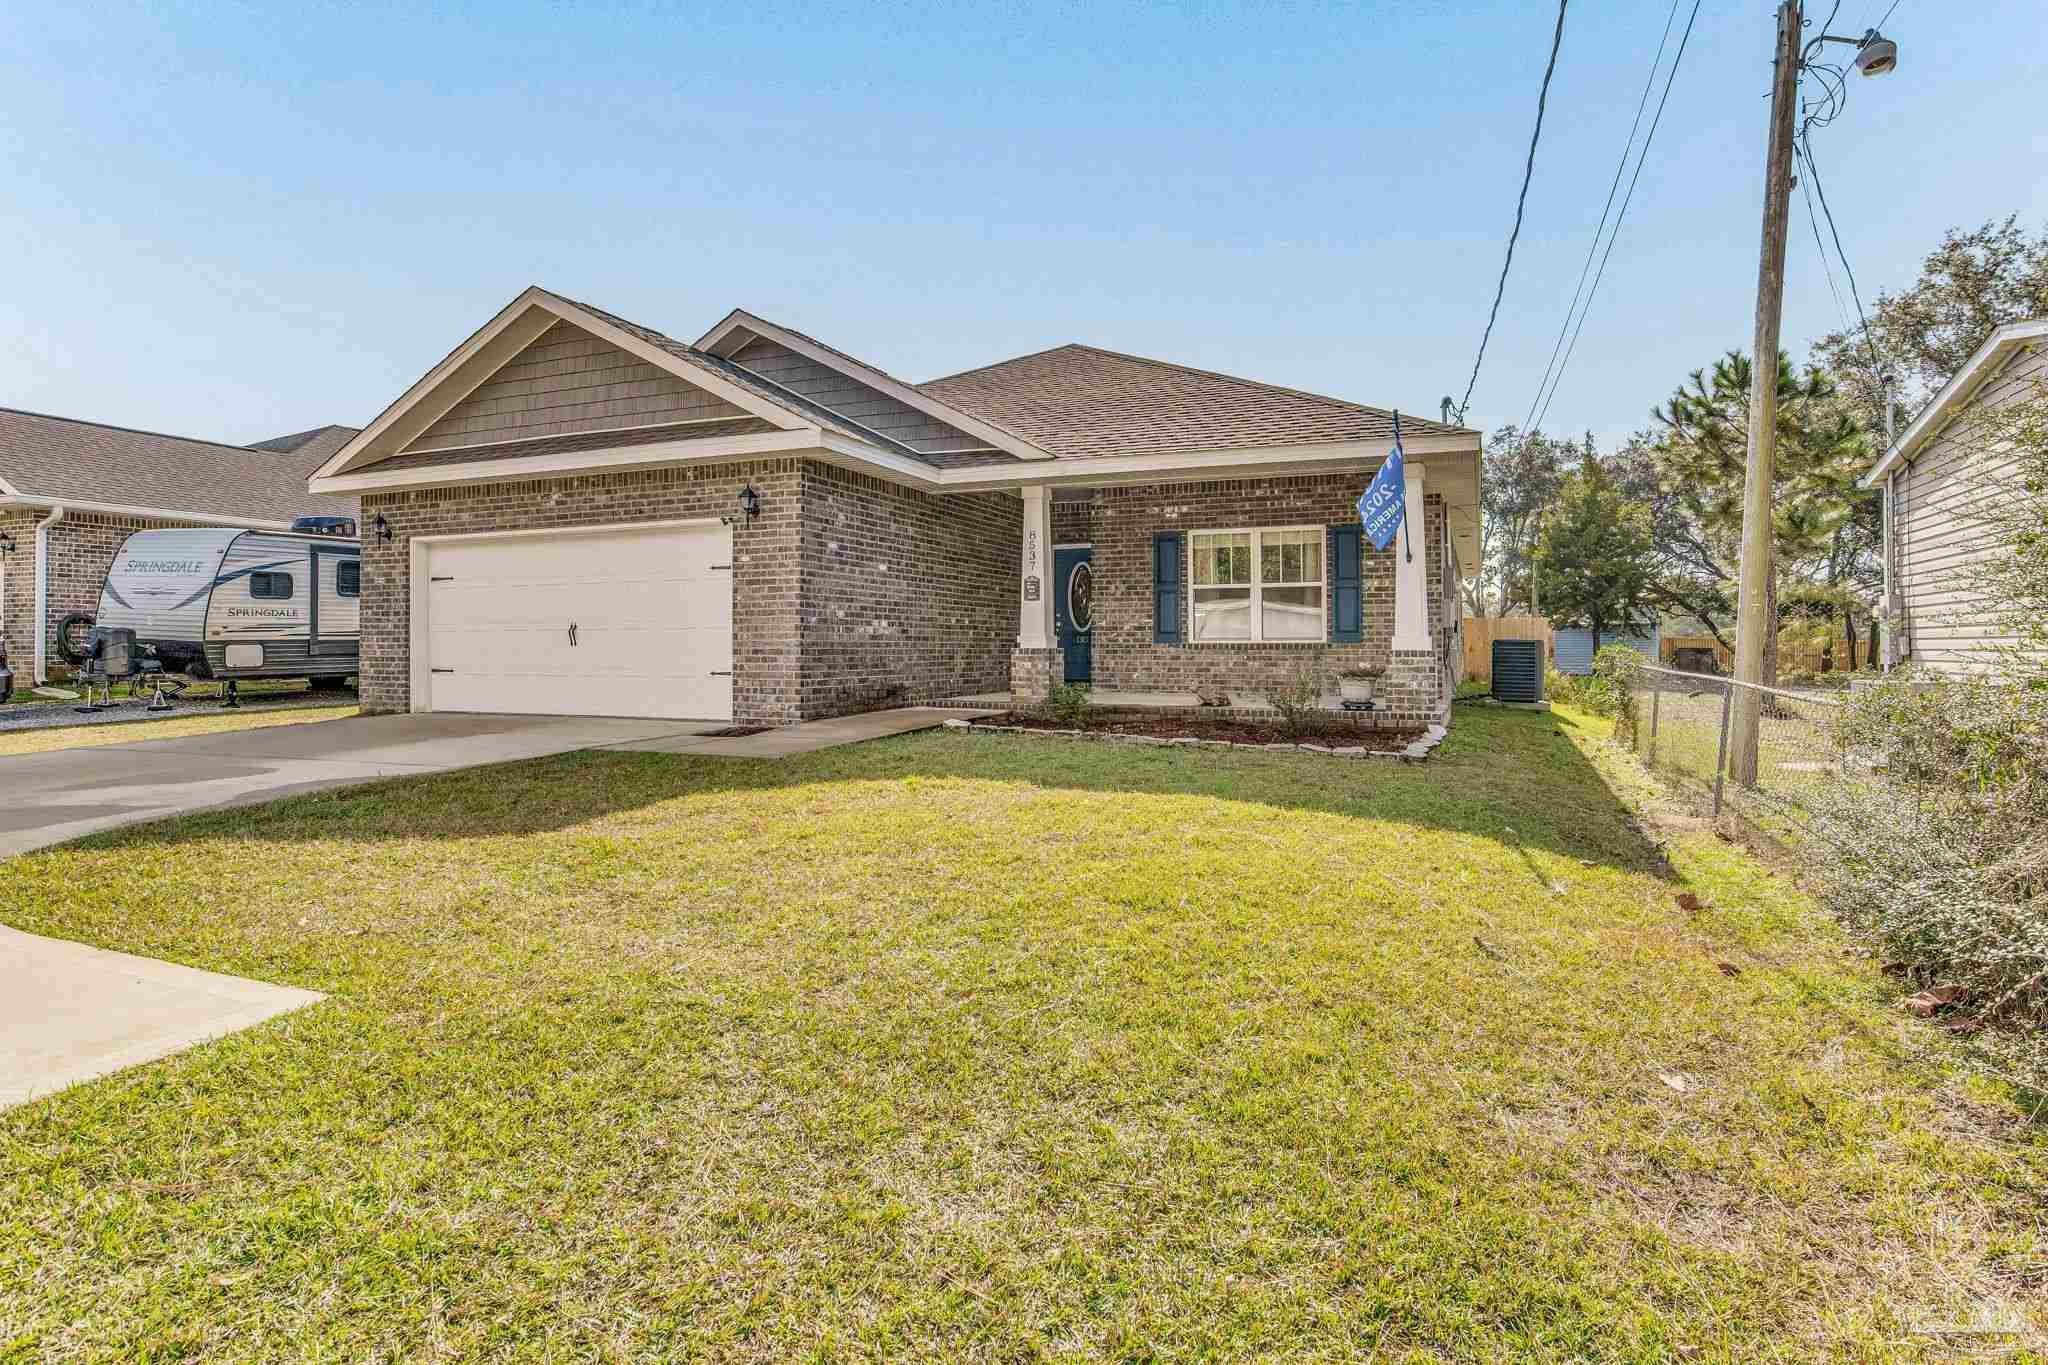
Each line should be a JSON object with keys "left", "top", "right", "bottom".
{"left": 1625, "top": 664, "right": 1847, "bottom": 835}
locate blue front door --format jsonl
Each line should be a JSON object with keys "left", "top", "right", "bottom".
{"left": 1054, "top": 547, "right": 1093, "bottom": 684}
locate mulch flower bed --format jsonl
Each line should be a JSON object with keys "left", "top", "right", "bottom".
{"left": 960, "top": 711, "right": 1441, "bottom": 758}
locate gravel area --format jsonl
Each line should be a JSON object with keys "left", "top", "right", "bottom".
{"left": 0, "top": 692, "right": 354, "bottom": 736}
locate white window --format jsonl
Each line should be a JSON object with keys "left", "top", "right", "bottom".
{"left": 1189, "top": 527, "right": 1325, "bottom": 642}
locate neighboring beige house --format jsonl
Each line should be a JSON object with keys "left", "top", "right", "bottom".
{"left": 1864, "top": 318, "right": 2048, "bottom": 675}
{"left": 0, "top": 409, "right": 358, "bottom": 686}
{"left": 306, "top": 287, "right": 1480, "bottom": 728}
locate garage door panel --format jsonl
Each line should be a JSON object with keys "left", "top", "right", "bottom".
{"left": 422, "top": 525, "right": 733, "bottom": 721}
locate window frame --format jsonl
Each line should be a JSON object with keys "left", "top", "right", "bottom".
{"left": 336, "top": 560, "right": 361, "bottom": 599}
{"left": 249, "top": 570, "right": 295, "bottom": 601}
{"left": 1186, "top": 524, "right": 1329, "bottom": 644}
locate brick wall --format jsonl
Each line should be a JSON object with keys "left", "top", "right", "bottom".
{"left": 0, "top": 509, "right": 196, "bottom": 683}
{"left": 354, "top": 458, "right": 1021, "bottom": 726}
{"left": 0, "top": 510, "right": 36, "bottom": 680}
{"left": 1067, "top": 473, "right": 1446, "bottom": 707}
{"left": 357, "top": 461, "right": 804, "bottom": 724}
{"left": 797, "top": 463, "right": 1019, "bottom": 714}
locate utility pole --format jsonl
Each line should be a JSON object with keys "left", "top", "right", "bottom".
{"left": 1728, "top": 0, "right": 1802, "bottom": 786}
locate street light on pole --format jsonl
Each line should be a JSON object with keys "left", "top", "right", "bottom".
{"left": 1727, "top": 4, "right": 1897, "bottom": 785}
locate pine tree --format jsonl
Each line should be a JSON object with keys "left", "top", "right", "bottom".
{"left": 1532, "top": 456, "right": 1655, "bottom": 643}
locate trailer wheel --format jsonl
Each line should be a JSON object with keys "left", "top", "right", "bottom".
{"left": 54, "top": 613, "right": 96, "bottom": 664}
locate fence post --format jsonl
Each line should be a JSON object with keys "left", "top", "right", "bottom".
{"left": 1649, "top": 678, "right": 1661, "bottom": 761}
{"left": 1712, "top": 683, "right": 1734, "bottom": 818}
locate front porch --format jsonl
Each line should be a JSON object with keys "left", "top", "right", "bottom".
{"left": 999, "top": 466, "right": 1470, "bottom": 728}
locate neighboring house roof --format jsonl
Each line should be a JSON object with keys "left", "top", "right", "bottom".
{"left": 920, "top": 343, "right": 1475, "bottom": 460}
{"left": 0, "top": 406, "right": 356, "bottom": 527}
{"left": 250, "top": 424, "right": 362, "bottom": 466}
{"left": 1864, "top": 317, "right": 2048, "bottom": 487}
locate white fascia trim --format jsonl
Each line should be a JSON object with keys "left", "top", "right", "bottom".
{"left": 1863, "top": 318, "right": 2048, "bottom": 487}
{"left": 928, "top": 434, "right": 1478, "bottom": 492}
{"left": 0, "top": 495, "right": 292, "bottom": 530}
{"left": 0, "top": 472, "right": 19, "bottom": 497}
{"left": 314, "top": 288, "right": 816, "bottom": 484}
{"left": 313, "top": 427, "right": 852, "bottom": 495}
{"left": 696, "top": 309, "right": 1057, "bottom": 463}
{"left": 315, "top": 291, "right": 559, "bottom": 481}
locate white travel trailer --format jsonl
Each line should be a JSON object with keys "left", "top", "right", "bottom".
{"left": 87, "top": 523, "right": 361, "bottom": 685}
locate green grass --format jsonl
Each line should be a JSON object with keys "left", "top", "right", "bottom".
{"left": 0, "top": 705, "right": 359, "bottom": 758}
{"left": 0, "top": 705, "right": 2041, "bottom": 1360}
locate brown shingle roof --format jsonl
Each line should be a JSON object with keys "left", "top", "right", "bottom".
{"left": 0, "top": 407, "right": 357, "bottom": 524}
{"left": 250, "top": 424, "right": 361, "bottom": 465}
{"left": 919, "top": 343, "right": 1475, "bottom": 460}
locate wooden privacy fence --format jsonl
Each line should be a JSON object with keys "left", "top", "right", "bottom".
{"left": 1463, "top": 616, "right": 1553, "bottom": 683}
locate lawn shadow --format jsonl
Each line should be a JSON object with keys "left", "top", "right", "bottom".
{"left": 70, "top": 704, "right": 1673, "bottom": 881}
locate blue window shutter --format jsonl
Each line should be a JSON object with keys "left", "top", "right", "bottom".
{"left": 1330, "top": 524, "right": 1363, "bottom": 643}
{"left": 1153, "top": 532, "right": 1183, "bottom": 644}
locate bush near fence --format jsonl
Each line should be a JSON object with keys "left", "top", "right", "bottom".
{"left": 1621, "top": 663, "right": 2047, "bottom": 1092}
{"left": 1803, "top": 674, "right": 2048, "bottom": 1089}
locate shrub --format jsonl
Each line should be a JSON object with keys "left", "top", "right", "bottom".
{"left": 1803, "top": 673, "right": 2048, "bottom": 1090}
{"left": 1592, "top": 644, "right": 1643, "bottom": 739}
{"left": 1043, "top": 683, "right": 1092, "bottom": 729}
{"left": 1545, "top": 645, "right": 1642, "bottom": 723}
{"left": 1265, "top": 663, "right": 1334, "bottom": 741}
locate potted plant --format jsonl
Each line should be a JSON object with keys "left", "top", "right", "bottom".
{"left": 1337, "top": 665, "right": 1384, "bottom": 709}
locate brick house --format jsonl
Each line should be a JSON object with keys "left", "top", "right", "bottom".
{"left": 0, "top": 411, "right": 358, "bottom": 686}
{"left": 307, "top": 288, "right": 1480, "bottom": 727}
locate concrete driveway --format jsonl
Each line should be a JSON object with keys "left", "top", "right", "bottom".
{"left": 0, "top": 713, "right": 719, "bottom": 859}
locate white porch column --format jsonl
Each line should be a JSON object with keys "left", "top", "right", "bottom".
{"left": 1017, "top": 484, "right": 1055, "bottom": 648}
{"left": 1391, "top": 464, "right": 1431, "bottom": 651}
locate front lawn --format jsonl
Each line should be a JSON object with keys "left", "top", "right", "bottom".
{"left": 0, "top": 707, "right": 2040, "bottom": 1359}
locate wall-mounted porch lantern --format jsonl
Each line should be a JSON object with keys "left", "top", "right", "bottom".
{"left": 371, "top": 514, "right": 394, "bottom": 543}
{"left": 0, "top": 532, "right": 15, "bottom": 555}
{"left": 738, "top": 483, "right": 761, "bottom": 521}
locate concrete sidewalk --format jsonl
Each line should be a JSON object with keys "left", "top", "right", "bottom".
{"left": 0, "top": 925, "right": 322, "bottom": 1109}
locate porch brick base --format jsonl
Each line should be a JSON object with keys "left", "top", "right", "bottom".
{"left": 1383, "top": 649, "right": 1447, "bottom": 724}
{"left": 1010, "top": 646, "right": 1063, "bottom": 704}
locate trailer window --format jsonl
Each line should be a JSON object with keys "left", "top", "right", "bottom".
{"left": 250, "top": 571, "right": 294, "bottom": 600}
{"left": 337, "top": 561, "right": 360, "bottom": 598}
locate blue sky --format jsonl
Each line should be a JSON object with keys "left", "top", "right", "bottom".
{"left": 2, "top": 1, "right": 2042, "bottom": 452}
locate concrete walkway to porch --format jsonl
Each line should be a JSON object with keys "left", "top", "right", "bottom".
{"left": 600, "top": 706, "right": 1005, "bottom": 759}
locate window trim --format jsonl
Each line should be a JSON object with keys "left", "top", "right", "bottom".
{"left": 1187, "top": 524, "right": 1329, "bottom": 644}
{"left": 337, "top": 560, "right": 361, "bottom": 599}
{"left": 249, "top": 570, "right": 295, "bottom": 601}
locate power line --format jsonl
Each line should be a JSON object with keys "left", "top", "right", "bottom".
{"left": 1798, "top": 130, "right": 1884, "bottom": 379}
{"left": 1798, "top": 144, "right": 1853, "bottom": 338}
{"left": 1454, "top": 0, "right": 1569, "bottom": 424}
{"left": 1528, "top": 0, "right": 1703, "bottom": 435}
{"left": 1516, "top": 0, "right": 1683, "bottom": 437}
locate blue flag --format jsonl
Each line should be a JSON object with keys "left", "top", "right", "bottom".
{"left": 1357, "top": 416, "right": 1407, "bottom": 552}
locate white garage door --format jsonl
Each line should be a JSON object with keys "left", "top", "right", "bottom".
{"left": 422, "top": 523, "right": 733, "bottom": 721}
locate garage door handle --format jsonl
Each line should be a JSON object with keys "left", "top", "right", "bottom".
{"left": 708, "top": 670, "right": 732, "bottom": 677}
{"left": 430, "top": 668, "right": 454, "bottom": 674}
{"left": 568, "top": 622, "right": 578, "bottom": 647}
